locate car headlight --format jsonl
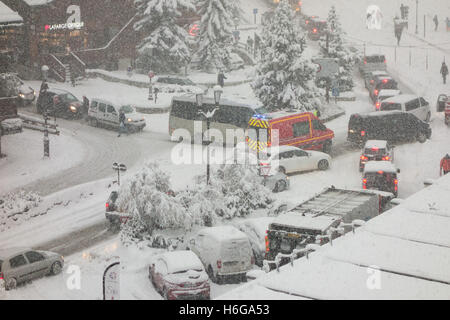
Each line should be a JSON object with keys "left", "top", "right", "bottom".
{"left": 19, "top": 93, "right": 25, "bottom": 98}
{"left": 349, "top": 129, "right": 355, "bottom": 133}
{"left": 69, "top": 106, "right": 77, "bottom": 112}
{"left": 127, "top": 118, "right": 132, "bottom": 122}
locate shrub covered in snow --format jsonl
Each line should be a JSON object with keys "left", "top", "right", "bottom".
{"left": 0, "top": 191, "right": 42, "bottom": 231}
{"left": 117, "top": 162, "right": 189, "bottom": 245}
{"left": 252, "top": 0, "right": 322, "bottom": 112}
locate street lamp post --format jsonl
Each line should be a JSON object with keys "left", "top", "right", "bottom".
{"left": 415, "top": 0, "right": 419, "bottom": 34}
{"left": 112, "top": 162, "right": 127, "bottom": 186}
{"left": 43, "top": 111, "right": 50, "bottom": 158}
{"left": 197, "top": 86, "right": 222, "bottom": 185}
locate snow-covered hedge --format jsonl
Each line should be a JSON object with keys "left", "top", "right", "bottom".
{"left": 0, "top": 191, "right": 42, "bottom": 231}
{"left": 118, "top": 162, "right": 274, "bottom": 245}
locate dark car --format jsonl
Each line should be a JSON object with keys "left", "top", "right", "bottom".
{"left": 363, "top": 161, "right": 400, "bottom": 197}
{"left": 37, "top": 88, "right": 83, "bottom": 119}
{"left": 359, "top": 140, "right": 394, "bottom": 172}
{"left": 307, "top": 18, "right": 327, "bottom": 40}
{"left": 348, "top": 111, "right": 432, "bottom": 146}
{"left": 370, "top": 77, "right": 398, "bottom": 102}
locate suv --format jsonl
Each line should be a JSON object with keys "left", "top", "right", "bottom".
{"left": 37, "top": 88, "right": 83, "bottom": 119}
{"left": 348, "top": 111, "right": 432, "bottom": 145}
{"left": 363, "top": 161, "right": 400, "bottom": 197}
{"left": 308, "top": 18, "right": 327, "bottom": 40}
{"left": 380, "top": 94, "right": 431, "bottom": 122}
{"left": 359, "top": 140, "right": 394, "bottom": 172}
{"left": 88, "top": 99, "right": 146, "bottom": 132}
{"left": 359, "top": 54, "right": 387, "bottom": 75}
{"left": 370, "top": 77, "right": 398, "bottom": 102}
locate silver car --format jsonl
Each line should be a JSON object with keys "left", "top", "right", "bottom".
{"left": 0, "top": 248, "right": 64, "bottom": 290}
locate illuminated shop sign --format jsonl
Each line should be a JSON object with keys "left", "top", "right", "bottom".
{"left": 44, "top": 4, "right": 84, "bottom": 31}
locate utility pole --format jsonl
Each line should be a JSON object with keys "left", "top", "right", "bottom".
{"left": 43, "top": 112, "right": 50, "bottom": 158}
{"left": 415, "top": 0, "right": 419, "bottom": 34}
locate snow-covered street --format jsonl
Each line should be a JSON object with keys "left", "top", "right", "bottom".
{"left": 0, "top": 0, "right": 449, "bottom": 303}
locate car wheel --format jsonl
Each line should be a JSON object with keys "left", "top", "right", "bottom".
{"left": 417, "top": 132, "right": 427, "bottom": 143}
{"left": 273, "top": 180, "right": 287, "bottom": 193}
{"left": 6, "top": 278, "right": 17, "bottom": 291}
{"left": 278, "top": 166, "right": 286, "bottom": 174}
{"left": 51, "top": 261, "right": 62, "bottom": 275}
{"left": 207, "top": 265, "right": 216, "bottom": 283}
{"left": 318, "top": 159, "right": 329, "bottom": 170}
{"left": 90, "top": 118, "right": 98, "bottom": 127}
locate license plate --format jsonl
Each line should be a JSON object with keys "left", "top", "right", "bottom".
{"left": 287, "top": 233, "right": 300, "bottom": 238}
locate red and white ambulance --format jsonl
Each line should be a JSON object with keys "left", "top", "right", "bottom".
{"left": 246, "top": 111, "right": 335, "bottom": 153}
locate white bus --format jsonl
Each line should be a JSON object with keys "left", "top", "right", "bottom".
{"left": 169, "top": 94, "right": 268, "bottom": 146}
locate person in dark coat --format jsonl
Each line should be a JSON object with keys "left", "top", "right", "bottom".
{"left": 433, "top": 15, "right": 439, "bottom": 31}
{"left": 118, "top": 110, "right": 127, "bottom": 137}
{"left": 39, "top": 80, "right": 49, "bottom": 94}
{"left": 440, "top": 154, "right": 450, "bottom": 176}
{"left": 394, "top": 18, "right": 403, "bottom": 45}
{"left": 217, "top": 70, "right": 227, "bottom": 87}
{"left": 440, "top": 62, "right": 449, "bottom": 84}
{"left": 82, "top": 96, "right": 89, "bottom": 119}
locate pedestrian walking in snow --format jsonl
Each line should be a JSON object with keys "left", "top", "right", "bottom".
{"left": 217, "top": 70, "right": 227, "bottom": 88}
{"left": 433, "top": 15, "right": 439, "bottom": 31}
{"left": 440, "top": 62, "right": 449, "bottom": 84}
{"left": 118, "top": 110, "right": 128, "bottom": 137}
{"left": 39, "top": 80, "right": 49, "bottom": 95}
{"left": 247, "top": 36, "right": 254, "bottom": 55}
{"left": 82, "top": 96, "right": 89, "bottom": 120}
{"left": 394, "top": 17, "right": 403, "bottom": 45}
{"left": 440, "top": 153, "right": 450, "bottom": 176}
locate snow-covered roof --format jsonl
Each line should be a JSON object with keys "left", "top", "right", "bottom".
{"left": 219, "top": 173, "right": 450, "bottom": 300}
{"left": 378, "top": 89, "right": 401, "bottom": 96}
{"left": 197, "top": 226, "right": 248, "bottom": 242}
{"left": 272, "top": 213, "right": 339, "bottom": 232}
{"left": 158, "top": 250, "right": 203, "bottom": 274}
{"left": 0, "top": 1, "right": 23, "bottom": 25}
{"left": 382, "top": 94, "right": 418, "bottom": 104}
{"left": 364, "top": 161, "right": 397, "bottom": 173}
{"left": 23, "top": 0, "right": 55, "bottom": 7}
{"left": 364, "top": 140, "right": 387, "bottom": 149}
{"left": 172, "top": 94, "right": 259, "bottom": 110}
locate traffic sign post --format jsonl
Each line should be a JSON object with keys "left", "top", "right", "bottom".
{"left": 253, "top": 8, "right": 258, "bottom": 24}
{"left": 112, "top": 162, "right": 127, "bottom": 186}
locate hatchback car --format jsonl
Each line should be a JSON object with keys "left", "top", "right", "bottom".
{"left": 260, "top": 145, "right": 331, "bottom": 175}
{"left": 380, "top": 94, "right": 431, "bottom": 122}
{"left": 0, "top": 248, "right": 64, "bottom": 290}
{"left": 370, "top": 77, "right": 399, "bottom": 102}
{"left": 88, "top": 99, "right": 146, "bottom": 132}
{"left": 363, "top": 161, "right": 400, "bottom": 197}
{"left": 364, "top": 70, "right": 389, "bottom": 89}
{"left": 37, "top": 88, "right": 83, "bottom": 119}
{"left": 375, "top": 89, "right": 401, "bottom": 110}
{"left": 148, "top": 250, "right": 210, "bottom": 300}
{"left": 359, "top": 140, "right": 394, "bottom": 172}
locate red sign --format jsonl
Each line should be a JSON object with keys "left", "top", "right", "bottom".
{"left": 148, "top": 71, "right": 155, "bottom": 79}
{"left": 189, "top": 24, "right": 199, "bottom": 36}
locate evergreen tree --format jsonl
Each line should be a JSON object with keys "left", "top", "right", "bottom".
{"left": 319, "top": 6, "right": 355, "bottom": 92}
{"left": 195, "top": 0, "right": 234, "bottom": 72}
{"left": 252, "top": 0, "right": 322, "bottom": 112}
{"left": 134, "top": 0, "right": 195, "bottom": 74}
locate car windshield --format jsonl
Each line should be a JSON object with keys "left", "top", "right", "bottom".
{"left": 364, "top": 148, "right": 386, "bottom": 155}
{"left": 380, "top": 103, "right": 401, "bottom": 111}
{"left": 365, "top": 172, "right": 395, "bottom": 184}
{"left": 254, "top": 106, "right": 268, "bottom": 115}
{"left": 366, "top": 56, "right": 385, "bottom": 63}
{"left": 61, "top": 93, "right": 78, "bottom": 102}
{"left": 172, "top": 268, "right": 203, "bottom": 274}
{"left": 120, "top": 105, "right": 135, "bottom": 114}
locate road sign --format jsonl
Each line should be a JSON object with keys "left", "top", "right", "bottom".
{"left": 312, "top": 58, "right": 339, "bottom": 78}
{"left": 148, "top": 71, "right": 155, "bottom": 79}
{"left": 332, "top": 87, "right": 340, "bottom": 97}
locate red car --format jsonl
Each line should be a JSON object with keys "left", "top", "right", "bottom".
{"left": 148, "top": 250, "right": 210, "bottom": 300}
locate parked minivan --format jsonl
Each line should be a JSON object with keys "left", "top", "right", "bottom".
{"left": 380, "top": 94, "right": 431, "bottom": 122}
{"left": 88, "top": 98, "right": 146, "bottom": 131}
{"left": 348, "top": 111, "right": 432, "bottom": 145}
{"left": 189, "top": 226, "right": 253, "bottom": 284}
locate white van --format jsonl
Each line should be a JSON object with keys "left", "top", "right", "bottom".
{"left": 88, "top": 98, "right": 146, "bottom": 131}
{"left": 189, "top": 226, "right": 253, "bottom": 284}
{"left": 380, "top": 94, "right": 431, "bottom": 122}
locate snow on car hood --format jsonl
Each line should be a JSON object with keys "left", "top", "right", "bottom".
{"left": 19, "top": 84, "right": 33, "bottom": 94}
{"left": 165, "top": 269, "right": 208, "bottom": 285}
{"left": 308, "top": 150, "right": 331, "bottom": 159}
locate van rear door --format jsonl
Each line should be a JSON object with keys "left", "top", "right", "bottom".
{"left": 221, "top": 240, "right": 251, "bottom": 273}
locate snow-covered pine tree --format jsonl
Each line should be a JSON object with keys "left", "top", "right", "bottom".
{"left": 318, "top": 5, "right": 355, "bottom": 92}
{"left": 195, "top": 0, "right": 234, "bottom": 72}
{"left": 134, "top": 0, "right": 195, "bottom": 74}
{"left": 252, "top": 0, "right": 322, "bottom": 112}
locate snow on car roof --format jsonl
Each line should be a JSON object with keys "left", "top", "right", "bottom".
{"left": 364, "top": 140, "right": 387, "bottom": 149}
{"left": 272, "top": 213, "right": 339, "bottom": 232}
{"left": 198, "top": 226, "right": 248, "bottom": 242}
{"left": 239, "top": 217, "right": 274, "bottom": 237}
{"left": 382, "top": 94, "right": 418, "bottom": 104}
{"left": 159, "top": 250, "right": 203, "bottom": 274}
{"left": 0, "top": 2, "right": 23, "bottom": 24}
{"left": 378, "top": 89, "right": 401, "bottom": 96}
{"left": 364, "top": 161, "right": 397, "bottom": 173}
